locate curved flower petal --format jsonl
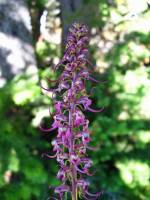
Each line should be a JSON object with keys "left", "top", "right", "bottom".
{"left": 40, "top": 84, "right": 55, "bottom": 92}
{"left": 87, "top": 106, "right": 104, "bottom": 113}
{"left": 75, "top": 166, "right": 89, "bottom": 175}
{"left": 48, "top": 107, "right": 54, "bottom": 118}
{"left": 87, "top": 145, "right": 99, "bottom": 151}
{"left": 54, "top": 184, "right": 70, "bottom": 194}
{"left": 86, "top": 190, "right": 102, "bottom": 197}
{"left": 46, "top": 76, "right": 59, "bottom": 83}
{"left": 42, "top": 153, "right": 57, "bottom": 159}
{"left": 39, "top": 123, "right": 57, "bottom": 132}
{"left": 88, "top": 76, "right": 101, "bottom": 83}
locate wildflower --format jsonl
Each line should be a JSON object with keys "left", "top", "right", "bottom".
{"left": 41, "top": 23, "right": 103, "bottom": 199}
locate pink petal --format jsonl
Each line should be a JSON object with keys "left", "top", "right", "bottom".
{"left": 39, "top": 124, "right": 56, "bottom": 132}
{"left": 87, "top": 107, "right": 104, "bottom": 113}
{"left": 42, "top": 153, "right": 57, "bottom": 158}
{"left": 86, "top": 190, "right": 102, "bottom": 197}
{"left": 88, "top": 76, "right": 101, "bottom": 83}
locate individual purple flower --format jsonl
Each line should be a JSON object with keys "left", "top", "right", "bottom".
{"left": 74, "top": 109, "right": 85, "bottom": 126}
{"left": 40, "top": 23, "right": 103, "bottom": 200}
{"left": 70, "top": 153, "right": 80, "bottom": 165}
{"left": 82, "top": 132, "right": 90, "bottom": 144}
{"left": 54, "top": 184, "right": 70, "bottom": 199}
{"left": 57, "top": 169, "right": 66, "bottom": 181}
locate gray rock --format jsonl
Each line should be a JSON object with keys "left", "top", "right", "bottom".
{"left": 0, "top": 0, "right": 37, "bottom": 85}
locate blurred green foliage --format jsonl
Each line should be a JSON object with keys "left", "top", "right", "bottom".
{"left": 0, "top": 0, "right": 150, "bottom": 199}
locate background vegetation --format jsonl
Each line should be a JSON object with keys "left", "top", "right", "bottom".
{"left": 0, "top": 0, "right": 150, "bottom": 199}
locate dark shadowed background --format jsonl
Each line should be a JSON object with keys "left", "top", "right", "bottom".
{"left": 0, "top": 0, "right": 150, "bottom": 199}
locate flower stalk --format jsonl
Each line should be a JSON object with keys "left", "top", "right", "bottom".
{"left": 40, "top": 23, "right": 102, "bottom": 200}
{"left": 69, "top": 102, "right": 77, "bottom": 200}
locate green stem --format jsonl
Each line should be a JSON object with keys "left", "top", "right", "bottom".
{"left": 69, "top": 73, "right": 78, "bottom": 200}
{"left": 71, "top": 165, "right": 78, "bottom": 200}
{"left": 69, "top": 106, "right": 78, "bottom": 200}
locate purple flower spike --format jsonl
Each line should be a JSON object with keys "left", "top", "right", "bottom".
{"left": 40, "top": 23, "right": 103, "bottom": 199}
